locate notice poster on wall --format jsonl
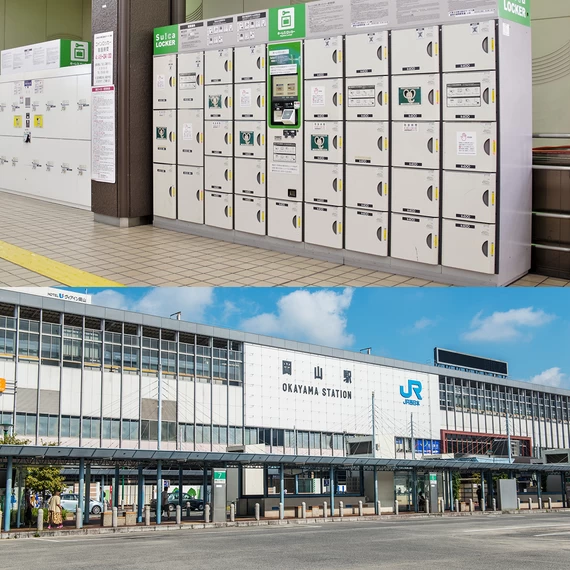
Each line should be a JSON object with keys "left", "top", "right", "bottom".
{"left": 447, "top": 0, "right": 497, "bottom": 19}
{"left": 306, "top": 0, "right": 349, "bottom": 37}
{"left": 394, "top": 0, "right": 442, "bottom": 26}
{"left": 350, "top": 0, "right": 390, "bottom": 29}
{"left": 91, "top": 86, "right": 116, "bottom": 183}
{"left": 93, "top": 32, "right": 114, "bottom": 87}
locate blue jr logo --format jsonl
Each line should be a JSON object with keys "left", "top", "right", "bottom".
{"left": 400, "top": 380, "right": 423, "bottom": 406}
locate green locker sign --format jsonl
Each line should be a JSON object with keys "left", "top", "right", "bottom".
{"left": 208, "top": 95, "right": 223, "bottom": 109}
{"left": 499, "top": 0, "right": 531, "bottom": 27}
{"left": 269, "top": 4, "right": 306, "bottom": 41}
{"left": 154, "top": 24, "right": 179, "bottom": 55}
{"left": 240, "top": 131, "right": 254, "bottom": 146}
{"left": 311, "top": 134, "right": 329, "bottom": 151}
{"left": 399, "top": 87, "right": 422, "bottom": 106}
{"left": 156, "top": 127, "right": 168, "bottom": 140}
{"left": 60, "top": 40, "right": 91, "bottom": 67}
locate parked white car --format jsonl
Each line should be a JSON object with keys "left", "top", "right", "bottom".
{"left": 60, "top": 493, "right": 104, "bottom": 515}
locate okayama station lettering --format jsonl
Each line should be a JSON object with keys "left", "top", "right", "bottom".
{"left": 282, "top": 383, "right": 352, "bottom": 399}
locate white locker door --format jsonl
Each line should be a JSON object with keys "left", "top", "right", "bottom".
{"left": 345, "top": 209, "right": 389, "bottom": 257}
{"left": 178, "top": 109, "right": 204, "bottom": 167}
{"left": 392, "top": 122, "right": 440, "bottom": 169}
{"left": 442, "top": 171, "right": 497, "bottom": 223}
{"left": 153, "top": 164, "right": 177, "bottom": 219}
{"left": 391, "top": 167, "right": 440, "bottom": 217}
{"left": 205, "top": 120, "right": 232, "bottom": 157}
{"left": 0, "top": 83, "right": 11, "bottom": 135}
{"left": 178, "top": 52, "right": 204, "bottom": 109}
{"left": 443, "top": 71, "right": 497, "bottom": 122}
{"left": 391, "top": 213, "right": 439, "bottom": 265}
{"left": 305, "top": 121, "right": 343, "bottom": 163}
{"left": 234, "top": 195, "right": 266, "bottom": 235}
{"left": 391, "top": 26, "right": 439, "bottom": 75}
{"left": 346, "top": 121, "right": 389, "bottom": 166}
{"left": 304, "top": 79, "right": 344, "bottom": 121}
{"left": 305, "top": 163, "right": 343, "bottom": 207}
{"left": 443, "top": 122, "right": 497, "bottom": 172}
{"left": 345, "top": 32, "right": 389, "bottom": 77}
{"left": 442, "top": 20, "right": 496, "bottom": 72}
{"left": 205, "top": 191, "right": 233, "bottom": 230}
{"left": 345, "top": 165, "right": 389, "bottom": 211}
{"left": 234, "top": 44, "right": 266, "bottom": 83}
{"left": 205, "top": 84, "right": 233, "bottom": 120}
{"left": 304, "top": 36, "right": 343, "bottom": 79}
{"left": 178, "top": 165, "right": 204, "bottom": 224}
{"left": 235, "top": 120, "right": 266, "bottom": 159}
{"left": 205, "top": 49, "right": 233, "bottom": 85}
{"left": 442, "top": 219, "right": 496, "bottom": 274}
{"left": 235, "top": 82, "right": 266, "bottom": 120}
{"left": 153, "top": 110, "right": 177, "bottom": 164}
{"left": 75, "top": 74, "right": 91, "bottom": 140}
{"left": 205, "top": 156, "right": 233, "bottom": 193}
{"left": 234, "top": 158, "right": 266, "bottom": 197}
{"left": 45, "top": 76, "right": 78, "bottom": 140}
{"left": 345, "top": 77, "right": 389, "bottom": 121}
{"left": 391, "top": 74, "right": 440, "bottom": 121}
{"left": 153, "top": 55, "right": 177, "bottom": 109}
{"left": 268, "top": 199, "right": 302, "bottom": 242}
{"left": 304, "top": 204, "right": 343, "bottom": 249}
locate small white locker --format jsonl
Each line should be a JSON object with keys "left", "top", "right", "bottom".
{"left": 392, "top": 122, "right": 440, "bottom": 169}
{"left": 345, "top": 76, "right": 389, "bottom": 122}
{"left": 345, "top": 165, "right": 389, "bottom": 211}
{"left": 304, "top": 79, "right": 344, "bottom": 121}
{"left": 205, "top": 49, "right": 233, "bottom": 85}
{"left": 153, "top": 110, "right": 177, "bottom": 164}
{"left": 205, "top": 191, "right": 233, "bottom": 230}
{"left": 153, "top": 164, "right": 177, "bottom": 219}
{"left": 205, "top": 84, "right": 233, "bottom": 120}
{"left": 235, "top": 82, "right": 266, "bottom": 120}
{"left": 442, "top": 219, "right": 496, "bottom": 274}
{"left": 234, "top": 195, "right": 266, "bottom": 236}
{"left": 442, "top": 20, "right": 496, "bottom": 72}
{"left": 345, "top": 31, "right": 389, "bottom": 77}
{"left": 268, "top": 199, "right": 303, "bottom": 242}
{"left": 204, "top": 121, "right": 232, "bottom": 157}
{"left": 304, "top": 36, "right": 343, "bottom": 79}
{"left": 234, "top": 44, "right": 266, "bottom": 83}
{"left": 304, "top": 204, "right": 343, "bottom": 249}
{"left": 391, "top": 26, "right": 439, "bottom": 75}
{"left": 391, "top": 213, "right": 439, "bottom": 265}
{"left": 178, "top": 165, "right": 204, "bottom": 224}
{"left": 443, "top": 122, "right": 497, "bottom": 172}
{"left": 305, "top": 121, "right": 343, "bottom": 163}
{"left": 234, "top": 158, "right": 266, "bottom": 196}
{"left": 235, "top": 120, "right": 266, "bottom": 159}
{"left": 204, "top": 156, "right": 233, "bottom": 193}
{"left": 391, "top": 167, "right": 440, "bottom": 218}
{"left": 178, "top": 52, "right": 204, "bottom": 109}
{"left": 346, "top": 122, "right": 389, "bottom": 166}
{"left": 178, "top": 109, "right": 204, "bottom": 167}
{"left": 392, "top": 74, "right": 440, "bottom": 122}
{"left": 153, "top": 54, "right": 177, "bottom": 109}
{"left": 442, "top": 171, "right": 496, "bottom": 223}
{"left": 304, "top": 163, "right": 343, "bottom": 207}
{"left": 75, "top": 74, "right": 91, "bottom": 141}
{"left": 443, "top": 71, "right": 497, "bottom": 122}
{"left": 345, "top": 209, "right": 389, "bottom": 257}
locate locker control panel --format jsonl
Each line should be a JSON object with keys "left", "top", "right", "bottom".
{"left": 268, "top": 43, "right": 302, "bottom": 129}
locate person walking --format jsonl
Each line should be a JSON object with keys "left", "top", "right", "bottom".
{"left": 24, "top": 488, "right": 33, "bottom": 527}
{"left": 161, "top": 486, "right": 170, "bottom": 521}
{"left": 47, "top": 491, "right": 63, "bottom": 529}
{"left": 476, "top": 485, "right": 483, "bottom": 510}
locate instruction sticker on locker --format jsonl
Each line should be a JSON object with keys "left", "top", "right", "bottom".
{"left": 311, "top": 86, "right": 325, "bottom": 107}
{"left": 273, "top": 142, "right": 297, "bottom": 163}
{"left": 271, "top": 162, "right": 300, "bottom": 175}
{"left": 403, "top": 123, "right": 419, "bottom": 132}
{"left": 447, "top": 83, "right": 481, "bottom": 107}
{"left": 348, "top": 86, "right": 376, "bottom": 107}
{"left": 240, "top": 88, "right": 252, "bottom": 107}
{"left": 457, "top": 132, "right": 477, "bottom": 156}
{"left": 183, "top": 123, "right": 193, "bottom": 141}
{"left": 156, "top": 74, "right": 166, "bottom": 90}
{"left": 179, "top": 73, "right": 197, "bottom": 90}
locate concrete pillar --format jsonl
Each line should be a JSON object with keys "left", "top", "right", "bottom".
{"left": 205, "top": 504, "right": 210, "bottom": 523}
{"left": 377, "top": 501, "right": 382, "bottom": 516}
{"left": 78, "top": 458, "right": 85, "bottom": 529}
{"left": 137, "top": 466, "right": 144, "bottom": 523}
{"left": 114, "top": 465, "right": 120, "bottom": 510}
{"left": 439, "top": 498, "right": 444, "bottom": 513}
{"left": 112, "top": 507, "right": 118, "bottom": 527}
{"left": 279, "top": 464, "right": 285, "bottom": 514}
{"left": 323, "top": 501, "right": 327, "bottom": 520}
{"left": 144, "top": 505, "right": 150, "bottom": 526}
{"left": 4, "top": 456, "right": 12, "bottom": 532}
{"left": 469, "top": 499, "right": 474, "bottom": 513}
{"left": 455, "top": 499, "right": 459, "bottom": 513}
{"left": 84, "top": 463, "right": 91, "bottom": 526}
{"left": 492, "top": 498, "right": 497, "bottom": 512}
{"left": 538, "top": 498, "right": 543, "bottom": 510}
{"left": 394, "top": 500, "right": 399, "bottom": 515}
{"left": 176, "top": 505, "right": 181, "bottom": 524}
{"left": 528, "top": 497, "right": 533, "bottom": 510}
{"left": 37, "top": 509, "right": 44, "bottom": 531}
{"left": 330, "top": 466, "right": 335, "bottom": 517}
{"left": 230, "top": 504, "right": 235, "bottom": 522}
{"left": 301, "top": 502, "right": 306, "bottom": 519}
{"left": 76, "top": 508, "right": 82, "bottom": 529}
{"left": 339, "top": 501, "right": 344, "bottom": 518}
{"left": 156, "top": 459, "right": 162, "bottom": 525}
{"left": 178, "top": 466, "right": 184, "bottom": 512}
{"left": 358, "top": 501, "right": 363, "bottom": 517}
{"left": 279, "top": 502, "right": 284, "bottom": 520}
{"left": 425, "top": 499, "right": 430, "bottom": 514}
{"left": 517, "top": 498, "right": 521, "bottom": 510}
{"left": 373, "top": 467, "right": 378, "bottom": 515}
{"left": 255, "top": 503, "right": 260, "bottom": 521}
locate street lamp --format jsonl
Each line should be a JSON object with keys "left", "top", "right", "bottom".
{"left": 170, "top": 312, "right": 182, "bottom": 320}
{"left": 0, "top": 423, "right": 13, "bottom": 439}
{"left": 359, "top": 348, "right": 372, "bottom": 355}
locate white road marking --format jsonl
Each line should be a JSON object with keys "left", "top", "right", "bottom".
{"left": 467, "top": 524, "right": 568, "bottom": 533}
{"left": 534, "top": 530, "right": 570, "bottom": 537}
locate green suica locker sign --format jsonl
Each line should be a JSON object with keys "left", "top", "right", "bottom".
{"left": 154, "top": 24, "right": 179, "bottom": 55}
{"left": 269, "top": 4, "right": 306, "bottom": 41}
{"left": 499, "top": 0, "right": 531, "bottom": 27}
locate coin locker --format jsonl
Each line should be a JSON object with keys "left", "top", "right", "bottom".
{"left": 234, "top": 195, "right": 266, "bottom": 236}
{"left": 391, "top": 26, "right": 439, "bottom": 75}
{"left": 391, "top": 74, "right": 440, "bottom": 122}
{"left": 304, "top": 36, "right": 343, "bottom": 79}
{"left": 442, "top": 219, "right": 496, "bottom": 274}
{"left": 346, "top": 122, "right": 389, "bottom": 166}
{"left": 443, "top": 71, "right": 497, "bottom": 122}
{"left": 345, "top": 165, "right": 389, "bottom": 212}
{"left": 345, "top": 76, "right": 389, "bottom": 121}
{"left": 153, "top": 163, "right": 177, "bottom": 220}
{"left": 391, "top": 167, "right": 440, "bottom": 218}
{"left": 178, "top": 165, "right": 204, "bottom": 224}
{"left": 442, "top": 171, "right": 496, "bottom": 223}
{"left": 178, "top": 109, "right": 204, "bottom": 166}
{"left": 40, "top": 75, "right": 80, "bottom": 140}
{"left": 267, "top": 151, "right": 303, "bottom": 202}
{"left": 235, "top": 82, "right": 266, "bottom": 120}
{"left": 75, "top": 74, "right": 91, "bottom": 141}
{"left": 0, "top": 83, "right": 11, "bottom": 134}
{"left": 234, "top": 158, "right": 266, "bottom": 197}
{"left": 205, "top": 190, "right": 233, "bottom": 230}
{"left": 305, "top": 121, "right": 343, "bottom": 163}
{"left": 178, "top": 52, "right": 204, "bottom": 109}
{"left": 205, "top": 48, "right": 233, "bottom": 85}
{"left": 304, "top": 204, "right": 343, "bottom": 249}
{"left": 204, "top": 120, "right": 233, "bottom": 157}
{"left": 304, "top": 79, "right": 344, "bottom": 121}
{"left": 204, "top": 156, "right": 233, "bottom": 193}
{"left": 345, "top": 31, "right": 389, "bottom": 77}
{"left": 153, "top": 110, "right": 177, "bottom": 164}
{"left": 267, "top": 199, "right": 303, "bottom": 242}
{"left": 234, "top": 44, "right": 266, "bottom": 83}
{"left": 344, "top": 209, "right": 389, "bottom": 257}
{"left": 205, "top": 84, "right": 233, "bottom": 120}
{"left": 392, "top": 122, "right": 439, "bottom": 169}
{"left": 443, "top": 122, "right": 497, "bottom": 172}
{"left": 304, "top": 163, "right": 343, "bottom": 207}
{"left": 391, "top": 213, "right": 439, "bottom": 265}
{"left": 153, "top": 54, "right": 177, "bottom": 109}
{"left": 442, "top": 20, "right": 496, "bottom": 73}
{"left": 235, "top": 120, "right": 266, "bottom": 159}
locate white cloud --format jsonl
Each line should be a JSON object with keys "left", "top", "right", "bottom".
{"left": 240, "top": 288, "right": 355, "bottom": 348}
{"left": 91, "top": 289, "right": 129, "bottom": 311}
{"left": 413, "top": 317, "right": 435, "bottom": 331}
{"left": 462, "top": 307, "right": 555, "bottom": 342}
{"left": 221, "top": 300, "right": 240, "bottom": 321}
{"left": 530, "top": 368, "right": 567, "bottom": 388}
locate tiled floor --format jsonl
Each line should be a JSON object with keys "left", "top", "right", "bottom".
{"left": 0, "top": 191, "right": 567, "bottom": 288}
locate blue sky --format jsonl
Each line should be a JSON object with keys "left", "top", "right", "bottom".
{"left": 60, "top": 287, "right": 570, "bottom": 389}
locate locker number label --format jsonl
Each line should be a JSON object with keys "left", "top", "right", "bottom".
{"left": 457, "top": 132, "right": 477, "bottom": 156}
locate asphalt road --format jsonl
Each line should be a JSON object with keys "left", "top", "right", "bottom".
{"left": 3, "top": 513, "right": 570, "bottom": 569}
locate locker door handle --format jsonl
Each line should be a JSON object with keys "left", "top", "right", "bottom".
{"left": 224, "top": 169, "right": 230, "bottom": 181}
{"left": 332, "top": 221, "right": 342, "bottom": 235}
{"left": 427, "top": 42, "right": 433, "bottom": 57}
{"left": 256, "top": 210, "right": 262, "bottom": 222}
{"left": 377, "top": 46, "right": 383, "bottom": 61}
{"left": 427, "top": 185, "right": 433, "bottom": 201}
{"left": 482, "top": 37, "right": 489, "bottom": 54}
{"left": 428, "top": 90, "right": 434, "bottom": 105}
{"left": 256, "top": 57, "right": 262, "bottom": 70}
{"left": 169, "top": 132, "right": 175, "bottom": 142}
{"left": 198, "top": 75, "right": 203, "bottom": 86}
{"left": 333, "top": 93, "right": 338, "bottom": 106}
{"left": 196, "top": 190, "right": 201, "bottom": 201}
{"left": 169, "top": 77, "right": 175, "bottom": 87}
{"left": 225, "top": 133, "right": 231, "bottom": 145}
{"left": 333, "top": 136, "right": 338, "bottom": 149}
{"left": 257, "top": 95, "right": 262, "bottom": 108}
{"left": 257, "top": 172, "right": 262, "bottom": 184}
{"left": 377, "top": 182, "right": 383, "bottom": 197}
{"left": 378, "top": 91, "right": 383, "bottom": 106}
{"left": 427, "top": 138, "right": 434, "bottom": 153}
{"left": 483, "top": 88, "right": 489, "bottom": 105}
{"left": 292, "top": 215, "right": 298, "bottom": 229}
{"left": 332, "top": 50, "right": 338, "bottom": 64}
{"left": 196, "top": 132, "right": 202, "bottom": 143}
{"left": 484, "top": 139, "right": 491, "bottom": 155}
{"left": 482, "top": 241, "right": 489, "bottom": 257}
{"left": 426, "top": 233, "right": 433, "bottom": 249}
{"left": 332, "top": 178, "right": 340, "bottom": 192}
{"left": 376, "top": 227, "right": 383, "bottom": 242}
{"left": 224, "top": 60, "right": 231, "bottom": 72}
{"left": 483, "top": 190, "right": 489, "bottom": 207}
{"left": 169, "top": 186, "right": 176, "bottom": 198}
{"left": 378, "top": 137, "right": 383, "bottom": 151}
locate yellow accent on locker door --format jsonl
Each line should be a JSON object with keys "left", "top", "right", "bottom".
{"left": 435, "top": 43, "right": 439, "bottom": 56}
{"left": 338, "top": 179, "right": 343, "bottom": 192}
{"left": 200, "top": 191, "right": 204, "bottom": 201}
{"left": 297, "top": 217, "right": 302, "bottom": 228}
{"left": 338, "top": 51, "right": 342, "bottom": 62}
{"left": 491, "top": 192, "right": 495, "bottom": 206}
{"left": 339, "top": 136, "right": 343, "bottom": 149}
{"left": 434, "top": 236, "right": 439, "bottom": 249}
{"left": 228, "top": 61, "right": 232, "bottom": 71}
{"left": 261, "top": 173, "right": 265, "bottom": 184}
{"left": 199, "top": 133, "right": 203, "bottom": 143}
{"left": 493, "top": 141, "right": 496, "bottom": 155}
{"left": 492, "top": 90, "right": 495, "bottom": 104}
{"left": 436, "top": 91, "right": 440, "bottom": 104}
{"left": 34, "top": 115, "right": 43, "bottom": 128}
{"left": 261, "top": 135, "right": 265, "bottom": 145}
{"left": 384, "top": 138, "right": 389, "bottom": 150}
{"left": 491, "top": 38, "right": 495, "bottom": 52}
{"left": 435, "top": 139, "right": 439, "bottom": 153}
{"left": 13, "top": 116, "right": 22, "bottom": 128}
{"left": 338, "top": 222, "right": 342, "bottom": 234}
{"left": 228, "top": 207, "right": 232, "bottom": 217}
{"left": 384, "top": 92, "right": 388, "bottom": 105}
{"left": 338, "top": 94, "right": 343, "bottom": 106}
{"left": 384, "top": 47, "right": 387, "bottom": 59}
{"left": 228, "top": 134, "right": 232, "bottom": 144}
{"left": 435, "top": 187, "right": 439, "bottom": 200}
{"left": 383, "top": 229, "right": 387, "bottom": 241}
{"left": 229, "top": 97, "right": 233, "bottom": 108}
{"left": 261, "top": 57, "right": 265, "bottom": 69}
{"left": 261, "top": 211, "right": 265, "bottom": 222}
{"left": 491, "top": 243, "right": 495, "bottom": 257}
{"left": 261, "top": 96, "right": 265, "bottom": 107}
{"left": 228, "top": 170, "right": 233, "bottom": 181}
{"left": 384, "top": 183, "right": 388, "bottom": 196}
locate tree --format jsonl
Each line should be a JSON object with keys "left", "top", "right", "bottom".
{"left": 26, "top": 466, "right": 65, "bottom": 499}
{"left": 0, "top": 433, "right": 30, "bottom": 445}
